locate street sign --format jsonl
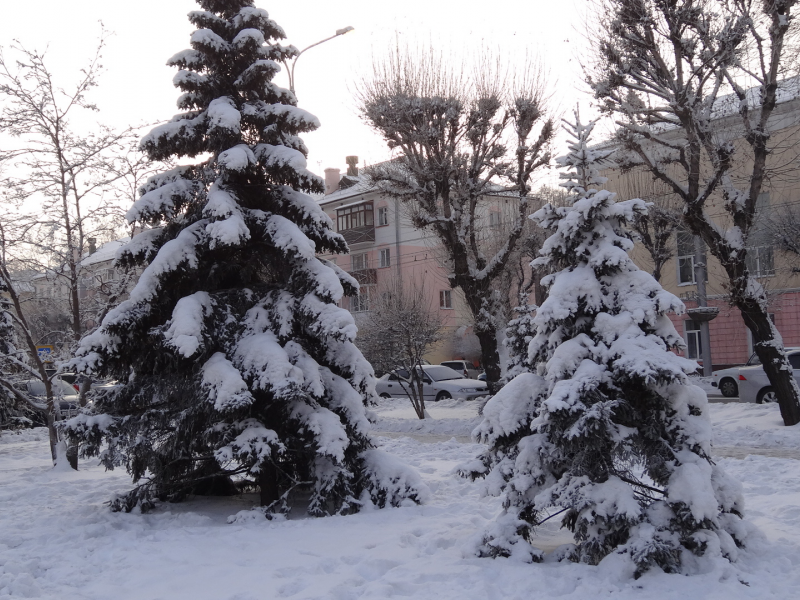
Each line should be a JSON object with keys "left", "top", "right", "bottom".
{"left": 36, "top": 345, "right": 55, "bottom": 361}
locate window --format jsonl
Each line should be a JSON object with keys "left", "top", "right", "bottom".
{"left": 377, "top": 206, "right": 389, "bottom": 226}
{"left": 676, "top": 228, "right": 698, "bottom": 285}
{"left": 337, "top": 202, "right": 374, "bottom": 232}
{"left": 351, "top": 285, "right": 373, "bottom": 312}
{"left": 439, "top": 289, "right": 452, "bottom": 309}
{"left": 745, "top": 245, "right": 775, "bottom": 277}
{"left": 489, "top": 211, "right": 501, "bottom": 228}
{"left": 379, "top": 248, "right": 391, "bottom": 268}
{"left": 351, "top": 253, "right": 368, "bottom": 271}
{"left": 685, "top": 320, "right": 702, "bottom": 359}
{"left": 746, "top": 192, "right": 774, "bottom": 277}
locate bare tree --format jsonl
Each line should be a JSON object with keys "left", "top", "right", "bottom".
{"left": 587, "top": 0, "right": 800, "bottom": 425}
{"left": 356, "top": 278, "right": 443, "bottom": 419}
{"left": 0, "top": 217, "right": 61, "bottom": 459}
{"left": 765, "top": 203, "right": 800, "bottom": 271}
{"left": 0, "top": 36, "right": 156, "bottom": 460}
{"left": 0, "top": 36, "right": 142, "bottom": 344}
{"left": 616, "top": 169, "right": 683, "bottom": 282}
{"left": 357, "top": 47, "right": 555, "bottom": 390}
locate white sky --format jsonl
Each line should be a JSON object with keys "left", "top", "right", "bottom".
{"left": 0, "top": 0, "right": 593, "bottom": 183}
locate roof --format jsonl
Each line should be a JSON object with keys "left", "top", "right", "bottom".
{"left": 80, "top": 238, "right": 130, "bottom": 267}
{"left": 319, "top": 177, "right": 375, "bottom": 205}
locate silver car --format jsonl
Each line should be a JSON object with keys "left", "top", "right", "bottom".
{"left": 736, "top": 348, "right": 800, "bottom": 403}
{"left": 24, "top": 378, "right": 81, "bottom": 416}
{"left": 375, "top": 365, "right": 488, "bottom": 401}
{"left": 439, "top": 360, "right": 481, "bottom": 380}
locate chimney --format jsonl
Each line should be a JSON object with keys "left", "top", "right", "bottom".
{"left": 345, "top": 155, "right": 359, "bottom": 176}
{"left": 87, "top": 238, "right": 97, "bottom": 255}
{"left": 324, "top": 168, "right": 341, "bottom": 195}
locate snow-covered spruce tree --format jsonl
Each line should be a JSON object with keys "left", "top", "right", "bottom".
{"left": 466, "top": 112, "right": 747, "bottom": 575}
{"left": 64, "top": 0, "right": 425, "bottom": 515}
{"left": 502, "top": 294, "right": 537, "bottom": 383}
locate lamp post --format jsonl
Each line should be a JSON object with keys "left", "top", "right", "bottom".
{"left": 286, "top": 26, "right": 354, "bottom": 95}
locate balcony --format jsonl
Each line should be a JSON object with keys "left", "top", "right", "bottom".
{"left": 341, "top": 225, "right": 375, "bottom": 246}
{"left": 348, "top": 268, "right": 377, "bottom": 285}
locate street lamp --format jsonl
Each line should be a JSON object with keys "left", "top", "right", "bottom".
{"left": 286, "top": 26, "right": 355, "bottom": 95}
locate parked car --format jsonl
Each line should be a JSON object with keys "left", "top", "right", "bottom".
{"left": 711, "top": 354, "right": 760, "bottom": 397}
{"left": 44, "top": 370, "right": 81, "bottom": 391}
{"left": 440, "top": 360, "right": 481, "bottom": 380}
{"left": 23, "top": 377, "right": 81, "bottom": 416}
{"left": 737, "top": 348, "right": 800, "bottom": 404}
{"left": 376, "top": 365, "right": 488, "bottom": 401}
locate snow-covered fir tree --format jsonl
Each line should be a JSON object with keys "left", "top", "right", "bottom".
{"left": 65, "top": 0, "right": 426, "bottom": 515}
{"left": 502, "top": 294, "right": 537, "bottom": 383}
{"left": 466, "top": 112, "right": 748, "bottom": 575}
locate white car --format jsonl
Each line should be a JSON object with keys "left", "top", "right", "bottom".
{"left": 737, "top": 348, "right": 800, "bottom": 404}
{"left": 375, "top": 365, "right": 488, "bottom": 401}
{"left": 711, "top": 353, "right": 763, "bottom": 397}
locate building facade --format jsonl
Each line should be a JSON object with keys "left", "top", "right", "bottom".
{"left": 608, "top": 93, "right": 800, "bottom": 369}
{"left": 317, "top": 163, "right": 525, "bottom": 366}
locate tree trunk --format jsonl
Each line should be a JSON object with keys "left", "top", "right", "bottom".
{"left": 46, "top": 411, "right": 58, "bottom": 462}
{"left": 258, "top": 461, "right": 279, "bottom": 507}
{"left": 683, "top": 208, "right": 800, "bottom": 426}
{"left": 652, "top": 263, "right": 662, "bottom": 283}
{"left": 413, "top": 377, "right": 426, "bottom": 419}
{"left": 737, "top": 297, "right": 800, "bottom": 426}
{"left": 66, "top": 441, "right": 79, "bottom": 470}
{"left": 476, "top": 326, "right": 502, "bottom": 393}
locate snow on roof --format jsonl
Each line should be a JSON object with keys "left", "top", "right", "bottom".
{"left": 80, "top": 238, "right": 130, "bottom": 267}
{"left": 319, "top": 177, "right": 374, "bottom": 205}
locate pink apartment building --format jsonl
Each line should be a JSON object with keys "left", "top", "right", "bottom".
{"left": 317, "top": 160, "right": 511, "bottom": 365}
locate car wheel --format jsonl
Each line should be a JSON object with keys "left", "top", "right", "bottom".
{"left": 719, "top": 378, "right": 738, "bottom": 398}
{"left": 379, "top": 393, "right": 391, "bottom": 399}
{"left": 756, "top": 387, "right": 778, "bottom": 404}
{"left": 435, "top": 391, "right": 452, "bottom": 402}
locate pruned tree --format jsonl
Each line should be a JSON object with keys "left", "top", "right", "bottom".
{"left": 63, "top": 0, "right": 426, "bottom": 515}
{"left": 357, "top": 278, "right": 443, "bottom": 419}
{"left": 467, "top": 112, "right": 748, "bottom": 576}
{"left": 357, "top": 47, "right": 556, "bottom": 390}
{"left": 587, "top": 0, "right": 800, "bottom": 425}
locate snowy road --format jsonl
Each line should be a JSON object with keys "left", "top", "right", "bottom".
{"left": 373, "top": 432, "right": 800, "bottom": 460}
{"left": 713, "top": 446, "right": 800, "bottom": 460}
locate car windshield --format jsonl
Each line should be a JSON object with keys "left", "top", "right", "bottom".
{"left": 746, "top": 353, "right": 761, "bottom": 366}
{"left": 441, "top": 362, "right": 464, "bottom": 370}
{"left": 423, "top": 366, "right": 464, "bottom": 382}
{"left": 27, "top": 379, "right": 77, "bottom": 397}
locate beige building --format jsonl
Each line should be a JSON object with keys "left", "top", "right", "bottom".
{"left": 607, "top": 92, "right": 800, "bottom": 368}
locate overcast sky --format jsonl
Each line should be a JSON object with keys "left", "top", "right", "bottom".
{"left": 0, "top": 0, "right": 592, "bottom": 184}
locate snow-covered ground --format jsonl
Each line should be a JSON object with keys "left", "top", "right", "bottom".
{"left": 1, "top": 399, "right": 799, "bottom": 599}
